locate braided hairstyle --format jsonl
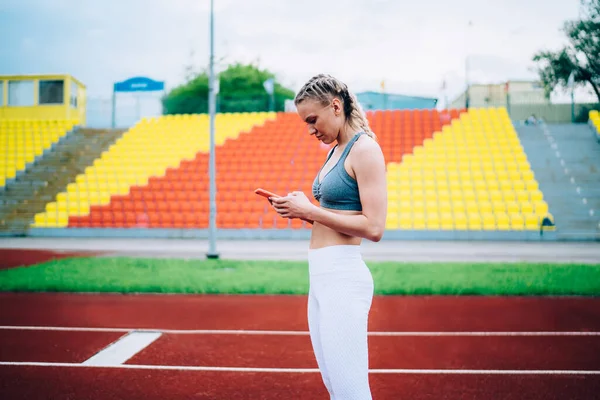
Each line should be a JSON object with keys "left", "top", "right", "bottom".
{"left": 294, "top": 74, "right": 376, "bottom": 140}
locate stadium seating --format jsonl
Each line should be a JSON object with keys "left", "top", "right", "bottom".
{"left": 369, "top": 109, "right": 462, "bottom": 163}
{"left": 39, "top": 109, "right": 460, "bottom": 230}
{"left": 0, "top": 120, "right": 76, "bottom": 188}
{"left": 385, "top": 107, "right": 549, "bottom": 230}
{"left": 31, "top": 113, "right": 274, "bottom": 228}
{"left": 29, "top": 107, "right": 549, "bottom": 232}
{"left": 590, "top": 110, "right": 600, "bottom": 142}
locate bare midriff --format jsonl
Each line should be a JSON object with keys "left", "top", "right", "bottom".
{"left": 309, "top": 207, "right": 363, "bottom": 249}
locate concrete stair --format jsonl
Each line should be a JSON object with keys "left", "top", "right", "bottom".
{"left": 0, "top": 129, "right": 124, "bottom": 235}
{"left": 517, "top": 122, "right": 600, "bottom": 240}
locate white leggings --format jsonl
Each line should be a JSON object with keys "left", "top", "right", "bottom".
{"left": 307, "top": 245, "right": 374, "bottom": 400}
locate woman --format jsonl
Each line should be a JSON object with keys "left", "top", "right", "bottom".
{"left": 271, "top": 74, "right": 387, "bottom": 399}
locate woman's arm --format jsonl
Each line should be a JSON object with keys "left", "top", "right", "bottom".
{"left": 305, "top": 140, "right": 387, "bottom": 241}
{"left": 272, "top": 139, "right": 387, "bottom": 241}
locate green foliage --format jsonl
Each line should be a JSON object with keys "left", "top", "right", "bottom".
{"left": 162, "top": 62, "right": 295, "bottom": 114}
{"left": 1, "top": 258, "right": 599, "bottom": 296}
{"left": 575, "top": 103, "right": 600, "bottom": 122}
{"left": 162, "top": 74, "right": 209, "bottom": 114}
{"left": 532, "top": 0, "right": 600, "bottom": 102}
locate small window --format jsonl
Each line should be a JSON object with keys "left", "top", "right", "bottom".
{"left": 0, "top": 81, "right": 4, "bottom": 106}
{"left": 70, "top": 81, "right": 78, "bottom": 108}
{"left": 39, "top": 80, "right": 64, "bottom": 105}
{"left": 8, "top": 80, "right": 34, "bottom": 106}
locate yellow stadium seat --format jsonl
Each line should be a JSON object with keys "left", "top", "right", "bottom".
{"left": 526, "top": 181, "right": 539, "bottom": 191}
{"left": 515, "top": 191, "right": 530, "bottom": 202}
{"left": 506, "top": 201, "right": 520, "bottom": 214}
{"left": 512, "top": 180, "right": 525, "bottom": 191}
{"left": 481, "top": 212, "right": 496, "bottom": 230}
{"left": 479, "top": 201, "right": 493, "bottom": 214}
{"left": 468, "top": 213, "right": 482, "bottom": 230}
{"left": 413, "top": 201, "right": 425, "bottom": 214}
{"left": 534, "top": 202, "right": 549, "bottom": 216}
{"left": 510, "top": 213, "right": 525, "bottom": 230}
{"left": 438, "top": 201, "right": 452, "bottom": 213}
{"left": 399, "top": 214, "right": 412, "bottom": 229}
{"left": 413, "top": 213, "right": 426, "bottom": 229}
{"left": 524, "top": 214, "right": 539, "bottom": 230}
{"left": 530, "top": 190, "right": 544, "bottom": 202}
{"left": 496, "top": 213, "right": 510, "bottom": 230}
{"left": 386, "top": 214, "right": 399, "bottom": 228}
{"left": 454, "top": 213, "right": 468, "bottom": 229}
{"left": 520, "top": 202, "right": 533, "bottom": 214}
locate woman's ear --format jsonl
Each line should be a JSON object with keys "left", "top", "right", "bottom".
{"left": 331, "top": 98, "right": 342, "bottom": 116}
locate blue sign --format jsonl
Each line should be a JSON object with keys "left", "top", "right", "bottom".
{"left": 114, "top": 77, "right": 165, "bottom": 93}
{"left": 111, "top": 76, "right": 165, "bottom": 128}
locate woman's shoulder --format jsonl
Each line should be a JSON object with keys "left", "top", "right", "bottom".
{"left": 353, "top": 132, "right": 383, "bottom": 155}
{"left": 348, "top": 132, "right": 386, "bottom": 176}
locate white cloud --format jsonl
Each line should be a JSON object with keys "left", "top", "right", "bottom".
{"left": 0, "top": 0, "right": 584, "bottom": 104}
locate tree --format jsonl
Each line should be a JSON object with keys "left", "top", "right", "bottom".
{"left": 162, "top": 74, "right": 209, "bottom": 115}
{"left": 532, "top": 0, "right": 600, "bottom": 102}
{"left": 162, "top": 62, "right": 295, "bottom": 114}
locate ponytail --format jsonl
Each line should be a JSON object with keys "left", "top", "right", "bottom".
{"left": 340, "top": 87, "right": 377, "bottom": 141}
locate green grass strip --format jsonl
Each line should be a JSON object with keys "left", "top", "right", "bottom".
{"left": 0, "top": 257, "right": 599, "bottom": 296}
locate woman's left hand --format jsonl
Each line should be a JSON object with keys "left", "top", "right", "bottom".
{"left": 271, "top": 191, "right": 315, "bottom": 219}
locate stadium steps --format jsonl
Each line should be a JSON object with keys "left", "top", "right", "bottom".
{"left": 0, "top": 129, "right": 125, "bottom": 235}
{"left": 517, "top": 123, "right": 600, "bottom": 239}
{"left": 1, "top": 120, "right": 77, "bottom": 188}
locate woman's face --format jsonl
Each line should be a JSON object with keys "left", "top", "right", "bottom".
{"left": 297, "top": 98, "right": 344, "bottom": 145}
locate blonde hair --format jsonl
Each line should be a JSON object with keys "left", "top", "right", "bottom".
{"left": 294, "top": 74, "right": 376, "bottom": 140}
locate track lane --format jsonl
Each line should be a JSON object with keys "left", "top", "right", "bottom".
{"left": 2, "top": 293, "right": 600, "bottom": 332}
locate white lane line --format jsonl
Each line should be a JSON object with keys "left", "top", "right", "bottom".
{"left": 0, "top": 362, "right": 599, "bottom": 375}
{"left": 1, "top": 326, "right": 600, "bottom": 336}
{"left": 370, "top": 369, "right": 600, "bottom": 375}
{"left": 367, "top": 331, "right": 600, "bottom": 337}
{"left": 82, "top": 331, "right": 162, "bottom": 366}
{"left": 0, "top": 326, "right": 132, "bottom": 333}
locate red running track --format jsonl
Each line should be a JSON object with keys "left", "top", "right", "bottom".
{"left": 2, "top": 367, "right": 600, "bottom": 400}
{"left": 0, "top": 249, "right": 101, "bottom": 270}
{"left": 2, "top": 293, "right": 600, "bottom": 332}
{"left": 1, "top": 293, "right": 600, "bottom": 399}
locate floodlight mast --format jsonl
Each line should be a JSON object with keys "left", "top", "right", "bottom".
{"left": 207, "top": 0, "right": 219, "bottom": 259}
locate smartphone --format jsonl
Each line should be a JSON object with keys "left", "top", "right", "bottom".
{"left": 254, "top": 188, "right": 281, "bottom": 200}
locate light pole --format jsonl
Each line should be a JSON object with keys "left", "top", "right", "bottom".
{"left": 207, "top": 0, "right": 219, "bottom": 259}
{"left": 465, "top": 21, "right": 473, "bottom": 109}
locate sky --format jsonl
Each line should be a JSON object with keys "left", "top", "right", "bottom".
{"left": 0, "top": 0, "right": 590, "bottom": 125}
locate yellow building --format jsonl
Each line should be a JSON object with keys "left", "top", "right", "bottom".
{"left": 0, "top": 74, "right": 86, "bottom": 125}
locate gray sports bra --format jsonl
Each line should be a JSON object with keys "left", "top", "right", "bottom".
{"left": 312, "top": 132, "right": 363, "bottom": 211}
